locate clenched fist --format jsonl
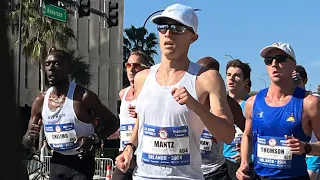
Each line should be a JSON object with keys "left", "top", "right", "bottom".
{"left": 171, "top": 86, "right": 196, "bottom": 107}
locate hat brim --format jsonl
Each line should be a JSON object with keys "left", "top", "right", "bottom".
{"left": 151, "top": 15, "right": 195, "bottom": 32}
{"left": 260, "top": 46, "right": 295, "bottom": 60}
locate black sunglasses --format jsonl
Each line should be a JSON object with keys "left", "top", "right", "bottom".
{"left": 157, "top": 24, "right": 194, "bottom": 34}
{"left": 264, "top": 55, "right": 291, "bottom": 66}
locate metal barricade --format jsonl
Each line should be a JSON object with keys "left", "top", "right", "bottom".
{"left": 26, "top": 156, "right": 114, "bottom": 178}
{"left": 42, "top": 156, "right": 51, "bottom": 175}
{"left": 94, "top": 158, "right": 114, "bottom": 178}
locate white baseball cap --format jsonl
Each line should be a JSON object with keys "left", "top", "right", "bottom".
{"left": 151, "top": 3, "right": 198, "bottom": 33}
{"left": 260, "top": 42, "right": 296, "bottom": 61}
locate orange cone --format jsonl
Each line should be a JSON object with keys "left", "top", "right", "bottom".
{"left": 106, "top": 165, "right": 112, "bottom": 180}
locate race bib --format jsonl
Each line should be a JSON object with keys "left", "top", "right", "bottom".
{"left": 120, "top": 123, "right": 134, "bottom": 148}
{"left": 257, "top": 136, "right": 292, "bottom": 169}
{"left": 141, "top": 124, "right": 190, "bottom": 166}
{"left": 45, "top": 123, "right": 78, "bottom": 151}
{"left": 231, "top": 126, "right": 243, "bottom": 145}
{"left": 200, "top": 129, "right": 213, "bottom": 158}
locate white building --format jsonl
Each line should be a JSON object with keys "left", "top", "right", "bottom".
{"left": 9, "top": 0, "right": 124, "bottom": 115}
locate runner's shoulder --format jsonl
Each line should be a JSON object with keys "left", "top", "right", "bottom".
{"left": 246, "top": 95, "right": 257, "bottom": 107}
{"left": 134, "top": 69, "right": 150, "bottom": 85}
{"left": 304, "top": 94, "right": 320, "bottom": 110}
{"left": 33, "top": 93, "right": 45, "bottom": 105}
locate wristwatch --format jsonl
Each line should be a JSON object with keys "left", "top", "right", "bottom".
{"left": 124, "top": 143, "right": 137, "bottom": 153}
{"left": 304, "top": 142, "right": 312, "bottom": 154}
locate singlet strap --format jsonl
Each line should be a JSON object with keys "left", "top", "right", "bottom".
{"left": 122, "top": 87, "right": 131, "bottom": 102}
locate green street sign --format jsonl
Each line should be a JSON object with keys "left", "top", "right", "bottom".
{"left": 42, "top": 4, "right": 67, "bottom": 23}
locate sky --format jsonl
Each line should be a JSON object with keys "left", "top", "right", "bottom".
{"left": 124, "top": 0, "right": 320, "bottom": 91}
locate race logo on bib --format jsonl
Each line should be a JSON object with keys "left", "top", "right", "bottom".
{"left": 257, "top": 136, "right": 292, "bottom": 169}
{"left": 141, "top": 124, "right": 190, "bottom": 166}
{"left": 45, "top": 123, "right": 78, "bottom": 151}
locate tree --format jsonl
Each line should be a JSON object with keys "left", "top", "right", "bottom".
{"left": 68, "top": 49, "right": 92, "bottom": 86}
{"left": 123, "top": 25, "right": 158, "bottom": 87}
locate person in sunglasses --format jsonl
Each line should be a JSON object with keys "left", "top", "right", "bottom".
{"left": 236, "top": 42, "right": 320, "bottom": 180}
{"left": 110, "top": 50, "right": 150, "bottom": 180}
{"left": 115, "top": 3, "right": 235, "bottom": 180}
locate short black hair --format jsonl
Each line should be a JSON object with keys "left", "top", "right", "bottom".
{"left": 296, "top": 65, "right": 307, "bottom": 80}
{"left": 47, "top": 46, "right": 72, "bottom": 66}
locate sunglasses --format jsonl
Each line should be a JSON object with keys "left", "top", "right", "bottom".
{"left": 157, "top": 24, "right": 194, "bottom": 34}
{"left": 264, "top": 55, "right": 291, "bottom": 66}
{"left": 125, "top": 62, "right": 148, "bottom": 69}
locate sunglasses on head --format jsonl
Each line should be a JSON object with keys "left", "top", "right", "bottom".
{"left": 264, "top": 55, "right": 291, "bottom": 65}
{"left": 125, "top": 62, "right": 148, "bottom": 69}
{"left": 157, "top": 24, "right": 194, "bottom": 34}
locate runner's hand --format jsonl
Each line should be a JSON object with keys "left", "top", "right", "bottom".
{"left": 285, "top": 135, "right": 305, "bottom": 155}
{"left": 76, "top": 136, "right": 94, "bottom": 156}
{"left": 115, "top": 148, "right": 133, "bottom": 172}
{"left": 28, "top": 119, "right": 42, "bottom": 140}
{"left": 236, "top": 164, "right": 251, "bottom": 180}
{"left": 128, "top": 105, "right": 137, "bottom": 118}
{"left": 171, "top": 86, "right": 196, "bottom": 107}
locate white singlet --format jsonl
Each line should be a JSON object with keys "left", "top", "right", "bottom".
{"left": 42, "top": 82, "right": 94, "bottom": 155}
{"left": 133, "top": 62, "right": 205, "bottom": 180}
{"left": 119, "top": 86, "right": 136, "bottom": 152}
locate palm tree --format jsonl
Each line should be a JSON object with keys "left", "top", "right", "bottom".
{"left": 68, "top": 49, "right": 92, "bottom": 87}
{"left": 123, "top": 25, "right": 158, "bottom": 64}
{"left": 123, "top": 25, "right": 158, "bottom": 87}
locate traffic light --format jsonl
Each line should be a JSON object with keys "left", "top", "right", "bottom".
{"left": 76, "top": 0, "right": 90, "bottom": 18}
{"left": 108, "top": 2, "right": 118, "bottom": 27}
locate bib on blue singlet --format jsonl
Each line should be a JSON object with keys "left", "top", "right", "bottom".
{"left": 120, "top": 123, "right": 135, "bottom": 148}
{"left": 141, "top": 124, "right": 190, "bottom": 166}
{"left": 200, "top": 129, "right": 213, "bottom": 158}
{"left": 45, "top": 123, "right": 78, "bottom": 151}
{"left": 256, "top": 136, "right": 292, "bottom": 169}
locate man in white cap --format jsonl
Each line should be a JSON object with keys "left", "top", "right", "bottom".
{"left": 115, "top": 3, "right": 235, "bottom": 180}
{"left": 236, "top": 42, "right": 320, "bottom": 180}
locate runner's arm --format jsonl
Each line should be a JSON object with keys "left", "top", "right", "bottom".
{"left": 227, "top": 95, "right": 246, "bottom": 131}
{"left": 107, "top": 89, "right": 127, "bottom": 140}
{"left": 240, "top": 96, "right": 255, "bottom": 166}
{"left": 190, "top": 70, "right": 235, "bottom": 144}
{"left": 306, "top": 95, "right": 320, "bottom": 156}
{"left": 22, "top": 94, "right": 44, "bottom": 149}
{"left": 83, "top": 91, "right": 119, "bottom": 139}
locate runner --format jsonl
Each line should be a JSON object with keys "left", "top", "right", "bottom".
{"left": 236, "top": 42, "right": 320, "bottom": 180}
{"left": 115, "top": 4, "right": 235, "bottom": 180}
{"left": 224, "top": 59, "right": 256, "bottom": 180}
{"left": 22, "top": 47, "right": 119, "bottom": 180}
{"left": 293, "top": 65, "right": 320, "bottom": 180}
{"left": 111, "top": 50, "right": 151, "bottom": 180}
{"left": 197, "top": 57, "right": 246, "bottom": 180}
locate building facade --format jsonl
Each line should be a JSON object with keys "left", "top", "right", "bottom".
{"left": 10, "top": 0, "right": 124, "bottom": 115}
